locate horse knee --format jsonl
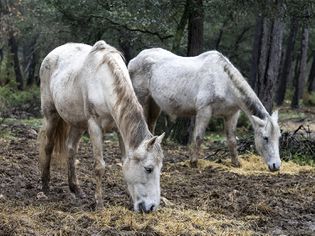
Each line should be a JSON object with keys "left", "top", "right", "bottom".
{"left": 95, "top": 159, "right": 105, "bottom": 176}
{"left": 67, "top": 144, "right": 76, "bottom": 157}
{"left": 196, "top": 136, "right": 203, "bottom": 146}
{"left": 44, "top": 143, "right": 54, "bottom": 156}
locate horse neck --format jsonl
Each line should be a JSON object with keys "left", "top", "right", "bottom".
{"left": 233, "top": 85, "right": 270, "bottom": 126}
{"left": 220, "top": 55, "right": 270, "bottom": 126}
{"left": 107, "top": 61, "right": 152, "bottom": 150}
{"left": 113, "top": 103, "right": 152, "bottom": 150}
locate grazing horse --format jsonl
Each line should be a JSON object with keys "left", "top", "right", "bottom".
{"left": 128, "top": 48, "right": 281, "bottom": 171}
{"left": 38, "top": 41, "right": 165, "bottom": 212}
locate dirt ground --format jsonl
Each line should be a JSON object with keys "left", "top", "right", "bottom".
{"left": 0, "top": 120, "right": 315, "bottom": 235}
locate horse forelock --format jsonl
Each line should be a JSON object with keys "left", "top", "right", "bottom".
{"left": 266, "top": 116, "right": 281, "bottom": 137}
{"left": 99, "top": 47, "right": 149, "bottom": 149}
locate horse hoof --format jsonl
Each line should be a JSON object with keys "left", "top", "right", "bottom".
{"left": 76, "top": 190, "right": 86, "bottom": 199}
{"left": 70, "top": 186, "right": 86, "bottom": 199}
{"left": 231, "top": 161, "right": 241, "bottom": 168}
{"left": 42, "top": 185, "right": 49, "bottom": 195}
{"left": 95, "top": 202, "right": 104, "bottom": 211}
{"left": 190, "top": 160, "right": 198, "bottom": 168}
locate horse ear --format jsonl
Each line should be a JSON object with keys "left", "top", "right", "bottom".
{"left": 144, "top": 133, "right": 165, "bottom": 151}
{"left": 156, "top": 132, "right": 165, "bottom": 144}
{"left": 271, "top": 110, "right": 279, "bottom": 122}
{"left": 251, "top": 115, "right": 265, "bottom": 127}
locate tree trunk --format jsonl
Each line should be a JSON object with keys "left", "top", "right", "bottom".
{"left": 262, "top": 17, "right": 285, "bottom": 112}
{"left": 214, "top": 18, "right": 229, "bottom": 50}
{"left": 250, "top": 15, "right": 263, "bottom": 88}
{"left": 291, "top": 26, "right": 309, "bottom": 108}
{"left": 172, "top": 0, "right": 190, "bottom": 53}
{"left": 253, "top": 1, "right": 284, "bottom": 113}
{"left": 276, "top": 18, "right": 298, "bottom": 105}
{"left": 291, "top": 56, "right": 301, "bottom": 108}
{"left": 172, "top": 0, "right": 204, "bottom": 145}
{"left": 8, "top": 31, "right": 23, "bottom": 90}
{"left": 27, "top": 36, "right": 38, "bottom": 87}
{"left": 118, "top": 31, "right": 132, "bottom": 64}
{"left": 298, "top": 27, "right": 309, "bottom": 97}
{"left": 255, "top": 17, "right": 272, "bottom": 95}
{"left": 187, "top": 0, "right": 203, "bottom": 56}
{"left": 307, "top": 50, "right": 315, "bottom": 93}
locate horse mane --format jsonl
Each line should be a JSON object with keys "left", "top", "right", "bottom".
{"left": 90, "top": 41, "right": 150, "bottom": 148}
{"left": 219, "top": 53, "right": 268, "bottom": 119}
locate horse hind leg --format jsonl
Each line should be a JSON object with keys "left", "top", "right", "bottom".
{"left": 88, "top": 118, "right": 105, "bottom": 210}
{"left": 224, "top": 111, "right": 241, "bottom": 167}
{"left": 39, "top": 112, "right": 60, "bottom": 193}
{"left": 67, "top": 126, "right": 85, "bottom": 198}
{"left": 190, "top": 106, "right": 212, "bottom": 167}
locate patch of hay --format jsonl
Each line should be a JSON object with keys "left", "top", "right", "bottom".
{"left": 0, "top": 202, "right": 255, "bottom": 235}
{"left": 182, "top": 154, "right": 314, "bottom": 176}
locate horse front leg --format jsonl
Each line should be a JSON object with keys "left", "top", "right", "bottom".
{"left": 67, "top": 126, "right": 85, "bottom": 198}
{"left": 147, "top": 97, "right": 161, "bottom": 133}
{"left": 88, "top": 118, "right": 105, "bottom": 210}
{"left": 190, "top": 107, "right": 212, "bottom": 167}
{"left": 224, "top": 111, "right": 241, "bottom": 167}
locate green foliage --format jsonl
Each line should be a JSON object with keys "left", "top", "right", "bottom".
{"left": 0, "top": 84, "right": 40, "bottom": 117}
{"left": 303, "top": 92, "right": 315, "bottom": 106}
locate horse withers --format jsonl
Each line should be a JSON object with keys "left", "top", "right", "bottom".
{"left": 38, "top": 41, "right": 165, "bottom": 212}
{"left": 128, "top": 48, "right": 281, "bottom": 171}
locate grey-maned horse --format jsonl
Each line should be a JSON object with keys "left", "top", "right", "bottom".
{"left": 128, "top": 48, "right": 281, "bottom": 171}
{"left": 38, "top": 41, "right": 165, "bottom": 212}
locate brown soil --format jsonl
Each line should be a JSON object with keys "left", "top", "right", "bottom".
{"left": 0, "top": 123, "right": 315, "bottom": 235}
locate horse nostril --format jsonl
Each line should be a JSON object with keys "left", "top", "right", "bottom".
{"left": 138, "top": 202, "right": 145, "bottom": 213}
{"left": 269, "top": 163, "right": 279, "bottom": 172}
{"left": 150, "top": 204, "right": 155, "bottom": 212}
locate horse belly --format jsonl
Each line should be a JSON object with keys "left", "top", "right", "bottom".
{"left": 51, "top": 79, "right": 88, "bottom": 126}
{"left": 152, "top": 89, "right": 197, "bottom": 118}
{"left": 150, "top": 75, "right": 198, "bottom": 118}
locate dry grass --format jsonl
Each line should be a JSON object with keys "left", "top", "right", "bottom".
{"left": 1, "top": 122, "right": 315, "bottom": 235}
{"left": 0, "top": 201, "right": 255, "bottom": 235}
{"left": 190, "top": 154, "right": 315, "bottom": 175}
{"left": 1, "top": 155, "right": 314, "bottom": 235}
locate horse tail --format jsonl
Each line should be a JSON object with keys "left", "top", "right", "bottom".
{"left": 38, "top": 118, "right": 70, "bottom": 171}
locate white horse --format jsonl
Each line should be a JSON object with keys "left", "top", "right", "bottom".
{"left": 38, "top": 41, "right": 165, "bottom": 212}
{"left": 128, "top": 48, "right": 281, "bottom": 171}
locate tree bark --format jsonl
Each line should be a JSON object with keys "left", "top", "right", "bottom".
{"left": 214, "top": 18, "right": 229, "bottom": 50}
{"left": 298, "top": 27, "right": 309, "bottom": 97}
{"left": 172, "top": 0, "right": 190, "bottom": 53}
{"left": 8, "top": 31, "right": 23, "bottom": 90}
{"left": 253, "top": 0, "right": 284, "bottom": 113}
{"left": 250, "top": 15, "right": 264, "bottom": 88}
{"left": 276, "top": 18, "right": 298, "bottom": 105}
{"left": 291, "top": 26, "right": 309, "bottom": 108}
{"left": 262, "top": 17, "right": 285, "bottom": 112}
{"left": 307, "top": 50, "right": 315, "bottom": 93}
{"left": 26, "top": 36, "right": 38, "bottom": 86}
{"left": 187, "top": 0, "right": 204, "bottom": 56}
{"left": 291, "top": 55, "right": 301, "bottom": 108}
{"left": 172, "top": 0, "right": 204, "bottom": 145}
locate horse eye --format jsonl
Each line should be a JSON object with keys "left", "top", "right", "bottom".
{"left": 144, "top": 166, "right": 153, "bottom": 174}
{"left": 263, "top": 137, "right": 269, "bottom": 142}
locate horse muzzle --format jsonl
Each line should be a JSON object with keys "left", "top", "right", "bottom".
{"left": 268, "top": 162, "right": 281, "bottom": 172}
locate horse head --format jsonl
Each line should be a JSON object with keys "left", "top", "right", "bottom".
{"left": 122, "top": 133, "right": 165, "bottom": 213}
{"left": 252, "top": 111, "right": 281, "bottom": 171}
